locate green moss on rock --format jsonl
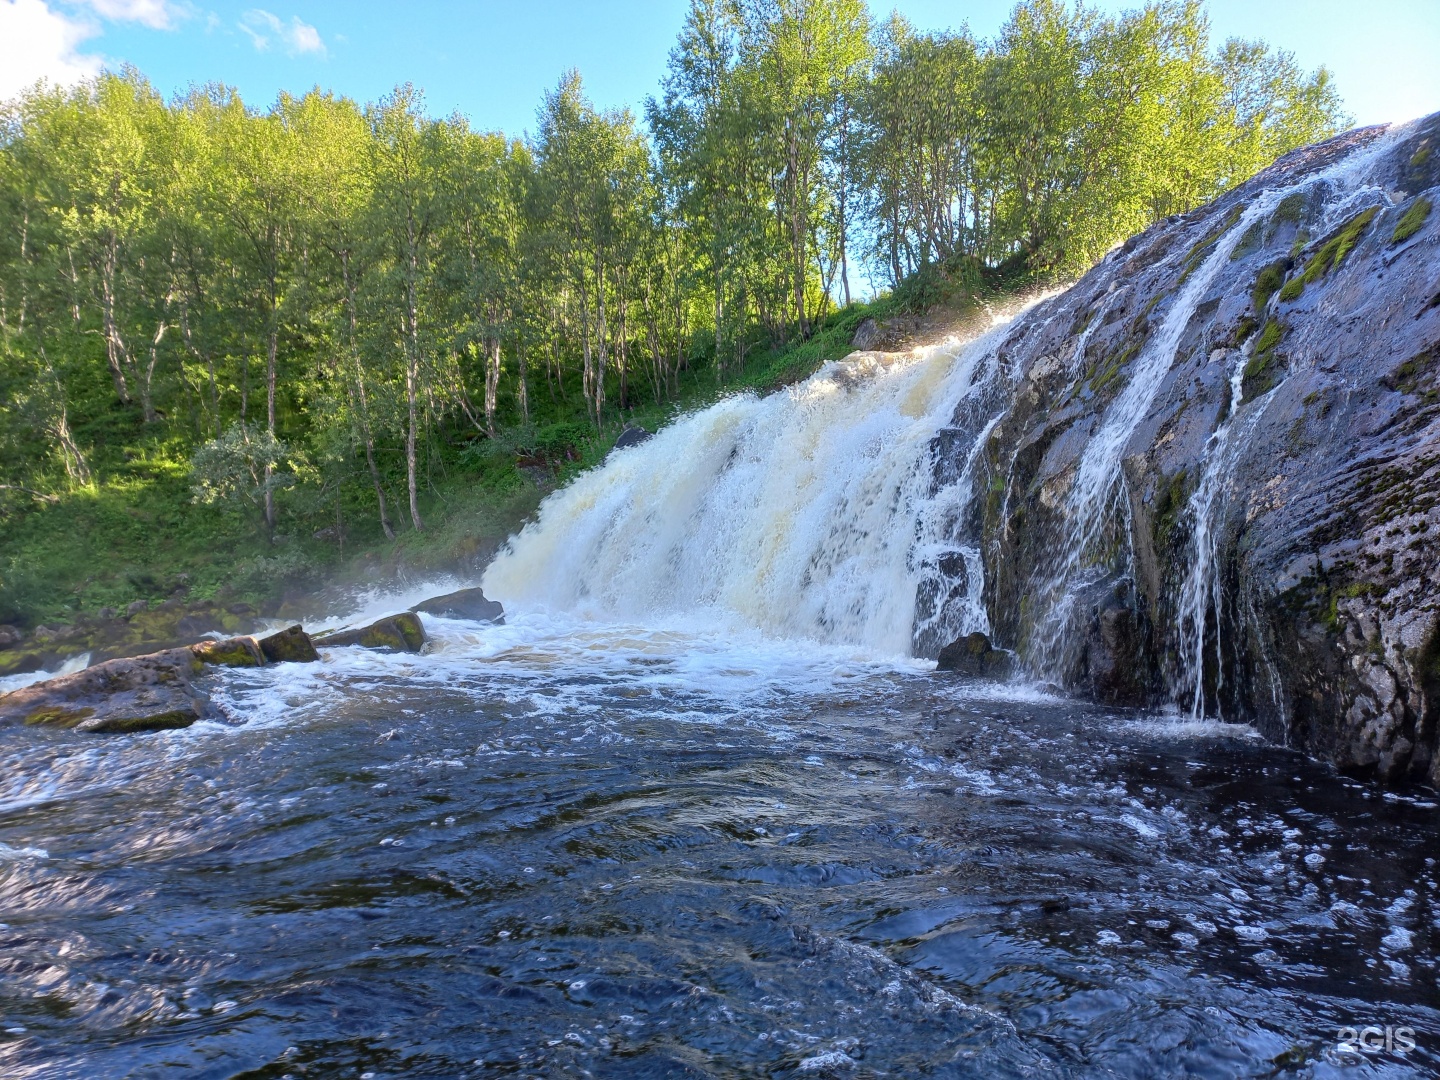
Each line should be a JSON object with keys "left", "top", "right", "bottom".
{"left": 1242, "top": 320, "right": 1286, "bottom": 401}
{"left": 313, "top": 612, "right": 427, "bottom": 653}
{"left": 192, "top": 636, "right": 265, "bottom": 667}
{"left": 1278, "top": 207, "right": 1380, "bottom": 302}
{"left": 1392, "top": 196, "right": 1432, "bottom": 245}
{"left": 258, "top": 625, "right": 320, "bottom": 663}
{"left": 1251, "top": 262, "right": 1287, "bottom": 313}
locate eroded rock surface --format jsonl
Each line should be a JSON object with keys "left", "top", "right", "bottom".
{"left": 920, "top": 115, "right": 1440, "bottom": 784}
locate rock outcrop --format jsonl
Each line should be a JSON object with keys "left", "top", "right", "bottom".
{"left": 257, "top": 625, "right": 320, "bottom": 664}
{"left": 919, "top": 114, "right": 1440, "bottom": 784}
{"left": 611, "top": 425, "right": 654, "bottom": 453}
{"left": 0, "top": 649, "right": 210, "bottom": 732}
{"left": 314, "top": 613, "right": 427, "bottom": 652}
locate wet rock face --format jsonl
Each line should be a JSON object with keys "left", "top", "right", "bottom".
{"left": 927, "top": 114, "right": 1440, "bottom": 784}
{"left": 936, "top": 633, "right": 1013, "bottom": 679}
{"left": 257, "top": 625, "right": 320, "bottom": 664}
{"left": 611, "top": 426, "right": 654, "bottom": 453}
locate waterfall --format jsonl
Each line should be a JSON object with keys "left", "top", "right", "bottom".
{"left": 1025, "top": 128, "right": 1402, "bottom": 690}
{"left": 483, "top": 308, "right": 1031, "bottom": 657}
{"left": 487, "top": 127, "right": 1410, "bottom": 701}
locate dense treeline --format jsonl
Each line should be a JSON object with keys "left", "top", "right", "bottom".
{"left": 0, "top": 0, "right": 1343, "bottom": 562}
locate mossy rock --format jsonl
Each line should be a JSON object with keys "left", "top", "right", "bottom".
{"left": 313, "top": 612, "right": 427, "bottom": 653}
{"left": 1242, "top": 320, "right": 1287, "bottom": 401}
{"left": 22, "top": 705, "right": 97, "bottom": 728}
{"left": 257, "top": 625, "right": 320, "bottom": 664}
{"left": 1278, "top": 207, "right": 1379, "bottom": 302}
{"left": 191, "top": 636, "right": 265, "bottom": 668}
{"left": 1392, "top": 196, "right": 1432, "bottom": 245}
{"left": 936, "top": 632, "right": 1014, "bottom": 679}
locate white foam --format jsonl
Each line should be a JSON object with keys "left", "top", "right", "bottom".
{"left": 484, "top": 305, "right": 1041, "bottom": 656}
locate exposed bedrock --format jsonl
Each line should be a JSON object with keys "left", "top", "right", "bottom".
{"left": 926, "top": 114, "right": 1440, "bottom": 784}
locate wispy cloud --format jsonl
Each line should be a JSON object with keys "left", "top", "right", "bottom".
{"left": 0, "top": 0, "right": 102, "bottom": 99}
{"left": 79, "top": 0, "right": 187, "bottom": 31}
{"left": 239, "top": 8, "right": 326, "bottom": 57}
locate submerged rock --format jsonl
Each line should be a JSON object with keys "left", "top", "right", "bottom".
{"left": 314, "top": 613, "right": 427, "bottom": 653}
{"left": 0, "top": 649, "right": 209, "bottom": 732}
{"left": 412, "top": 587, "right": 504, "bottom": 623}
{"left": 936, "top": 633, "right": 1014, "bottom": 679}
{"left": 257, "top": 625, "right": 320, "bottom": 664}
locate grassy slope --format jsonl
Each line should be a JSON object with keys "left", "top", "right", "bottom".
{"left": 1, "top": 291, "right": 936, "bottom": 630}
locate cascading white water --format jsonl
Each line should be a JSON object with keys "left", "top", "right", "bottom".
{"left": 1028, "top": 128, "right": 1403, "bottom": 684}
{"left": 483, "top": 310, "right": 1029, "bottom": 657}
{"left": 1025, "top": 194, "right": 1283, "bottom": 672}
{"left": 1172, "top": 143, "right": 1397, "bottom": 714}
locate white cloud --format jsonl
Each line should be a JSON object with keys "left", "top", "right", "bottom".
{"left": 79, "top": 0, "right": 185, "bottom": 30}
{"left": 0, "top": 0, "right": 101, "bottom": 100}
{"left": 239, "top": 8, "right": 326, "bottom": 57}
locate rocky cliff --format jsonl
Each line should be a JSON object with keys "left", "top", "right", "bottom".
{"left": 927, "top": 114, "right": 1440, "bottom": 785}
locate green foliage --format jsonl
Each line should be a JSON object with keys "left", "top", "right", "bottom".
{"left": 190, "top": 423, "right": 306, "bottom": 522}
{"left": 0, "top": 3, "right": 1355, "bottom": 627}
{"left": 1392, "top": 196, "right": 1432, "bottom": 245}
{"left": 1277, "top": 206, "right": 1379, "bottom": 301}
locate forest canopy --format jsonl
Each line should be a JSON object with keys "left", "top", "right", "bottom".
{"left": 0, "top": 0, "right": 1345, "bottom": 608}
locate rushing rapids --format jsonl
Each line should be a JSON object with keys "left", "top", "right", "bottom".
{"left": 2, "top": 118, "right": 1439, "bottom": 1076}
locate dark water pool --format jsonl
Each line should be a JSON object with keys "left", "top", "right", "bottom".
{"left": 1, "top": 615, "right": 1436, "bottom": 1077}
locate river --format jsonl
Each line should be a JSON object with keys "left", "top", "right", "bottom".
{"left": 1, "top": 606, "right": 1436, "bottom": 1077}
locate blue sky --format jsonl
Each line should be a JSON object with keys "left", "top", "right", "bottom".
{"left": 2, "top": 0, "right": 1437, "bottom": 136}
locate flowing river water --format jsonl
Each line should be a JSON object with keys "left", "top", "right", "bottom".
{"left": 3, "top": 310, "right": 1439, "bottom": 1076}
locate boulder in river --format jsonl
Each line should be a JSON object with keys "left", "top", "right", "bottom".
{"left": 412, "top": 587, "right": 504, "bottom": 623}
{"left": 257, "top": 625, "right": 320, "bottom": 664}
{"left": 191, "top": 635, "right": 266, "bottom": 668}
{"left": 0, "top": 648, "right": 209, "bottom": 732}
{"left": 936, "top": 633, "right": 1014, "bottom": 679}
{"left": 313, "top": 612, "right": 427, "bottom": 653}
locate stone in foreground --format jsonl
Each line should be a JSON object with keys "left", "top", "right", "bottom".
{"left": 936, "top": 632, "right": 1014, "bottom": 679}
{"left": 412, "top": 588, "right": 504, "bottom": 624}
{"left": 313, "top": 612, "right": 427, "bottom": 653}
{"left": 0, "top": 648, "right": 209, "bottom": 732}
{"left": 258, "top": 625, "right": 320, "bottom": 664}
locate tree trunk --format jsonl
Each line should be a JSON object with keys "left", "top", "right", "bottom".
{"left": 100, "top": 234, "right": 132, "bottom": 405}
{"left": 406, "top": 264, "right": 424, "bottom": 533}
{"left": 263, "top": 277, "right": 279, "bottom": 533}
{"left": 341, "top": 252, "right": 394, "bottom": 540}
